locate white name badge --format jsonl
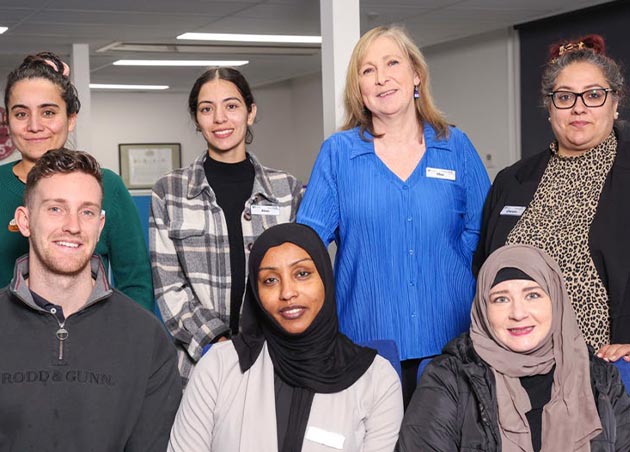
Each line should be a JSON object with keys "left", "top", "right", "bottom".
{"left": 426, "top": 167, "right": 456, "bottom": 181}
{"left": 500, "top": 205, "right": 526, "bottom": 216}
{"left": 251, "top": 204, "right": 280, "bottom": 216}
{"left": 305, "top": 426, "right": 345, "bottom": 450}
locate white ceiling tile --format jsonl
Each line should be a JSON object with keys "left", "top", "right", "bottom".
{"left": 27, "top": 10, "right": 220, "bottom": 28}
{"left": 37, "top": 1, "right": 259, "bottom": 14}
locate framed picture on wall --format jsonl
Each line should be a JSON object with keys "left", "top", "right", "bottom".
{"left": 119, "top": 143, "right": 181, "bottom": 189}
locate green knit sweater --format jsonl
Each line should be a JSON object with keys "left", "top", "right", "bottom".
{"left": 0, "top": 161, "right": 154, "bottom": 311}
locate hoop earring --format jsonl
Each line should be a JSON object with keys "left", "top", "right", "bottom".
{"left": 414, "top": 85, "right": 420, "bottom": 99}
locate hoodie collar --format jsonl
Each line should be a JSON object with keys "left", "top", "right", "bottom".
{"left": 10, "top": 255, "right": 113, "bottom": 313}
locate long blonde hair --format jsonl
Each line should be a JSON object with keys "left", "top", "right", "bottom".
{"left": 342, "top": 25, "right": 449, "bottom": 140}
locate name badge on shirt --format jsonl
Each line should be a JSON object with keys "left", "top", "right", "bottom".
{"left": 251, "top": 204, "right": 280, "bottom": 216}
{"left": 500, "top": 205, "right": 526, "bottom": 216}
{"left": 426, "top": 167, "right": 456, "bottom": 181}
{"left": 305, "top": 426, "right": 345, "bottom": 450}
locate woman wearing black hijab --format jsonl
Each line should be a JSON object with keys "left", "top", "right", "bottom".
{"left": 168, "top": 223, "right": 403, "bottom": 452}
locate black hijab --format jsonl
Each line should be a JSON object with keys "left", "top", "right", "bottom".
{"left": 233, "top": 223, "right": 376, "bottom": 451}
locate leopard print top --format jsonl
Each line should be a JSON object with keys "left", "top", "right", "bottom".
{"left": 506, "top": 131, "right": 617, "bottom": 349}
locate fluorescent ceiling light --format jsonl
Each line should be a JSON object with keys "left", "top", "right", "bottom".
{"left": 90, "top": 83, "right": 169, "bottom": 90}
{"left": 177, "top": 32, "right": 321, "bottom": 44}
{"left": 0, "top": 27, "right": 8, "bottom": 35}
{"left": 113, "top": 59, "right": 248, "bottom": 67}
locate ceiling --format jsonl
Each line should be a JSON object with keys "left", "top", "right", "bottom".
{"left": 0, "top": 0, "right": 615, "bottom": 93}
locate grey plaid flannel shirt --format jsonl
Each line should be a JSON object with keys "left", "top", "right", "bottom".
{"left": 150, "top": 152, "right": 302, "bottom": 384}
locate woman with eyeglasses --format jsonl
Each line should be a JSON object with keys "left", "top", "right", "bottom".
{"left": 474, "top": 34, "right": 630, "bottom": 363}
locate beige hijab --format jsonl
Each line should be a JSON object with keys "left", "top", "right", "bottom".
{"left": 470, "top": 244, "right": 601, "bottom": 452}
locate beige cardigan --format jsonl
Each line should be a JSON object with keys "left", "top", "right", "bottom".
{"left": 168, "top": 341, "right": 403, "bottom": 451}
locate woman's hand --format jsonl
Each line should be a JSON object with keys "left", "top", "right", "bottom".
{"left": 596, "top": 343, "right": 630, "bottom": 362}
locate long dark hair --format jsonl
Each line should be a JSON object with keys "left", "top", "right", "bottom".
{"left": 188, "top": 67, "right": 256, "bottom": 144}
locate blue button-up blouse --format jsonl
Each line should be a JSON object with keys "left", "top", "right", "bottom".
{"left": 297, "top": 124, "right": 490, "bottom": 360}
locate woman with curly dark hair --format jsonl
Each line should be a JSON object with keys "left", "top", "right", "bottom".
{"left": 1, "top": 52, "right": 153, "bottom": 310}
{"left": 474, "top": 34, "right": 630, "bottom": 363}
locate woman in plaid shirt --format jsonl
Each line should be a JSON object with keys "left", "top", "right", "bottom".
{"left": 150, "top": 68, "right": 303, "bottom": 385}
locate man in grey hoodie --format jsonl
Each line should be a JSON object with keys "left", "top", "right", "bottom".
{"left": 0, "top": 148, "right": 181, "bottom": 451}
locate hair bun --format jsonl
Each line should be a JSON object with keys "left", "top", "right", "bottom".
{"left": 21, "top": 52, "right": 71, "bottom": 78}
{"left": 548, "top": 34, "right": 606, "bottom": 62}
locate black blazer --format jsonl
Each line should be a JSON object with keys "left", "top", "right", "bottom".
{"left": 473, "top": 128, "right": 630, "bottom": 343}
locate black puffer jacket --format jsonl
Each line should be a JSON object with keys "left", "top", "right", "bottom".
{"left": 397, "top": 334, "right": 630, "bottom": 452}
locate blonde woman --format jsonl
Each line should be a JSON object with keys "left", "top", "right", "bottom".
{"left": 297, "top": 25, "right": 490, "bottom": 404}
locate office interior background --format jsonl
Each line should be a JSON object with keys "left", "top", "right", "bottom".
{"left": 0, "top": 0, "right": 627, "bottom": 186}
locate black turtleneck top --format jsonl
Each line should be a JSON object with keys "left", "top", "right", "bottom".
{"left": 203, "top": 154, "right": 255, "bottom": 334}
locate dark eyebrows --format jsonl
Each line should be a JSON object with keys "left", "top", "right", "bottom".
{"left": 554, "top": 83, "right": 606, "bottom": 91}
{"left": 11, "top": 102, "right": 60, "bottom": 110}
{"left": 258, "top": 257, "right": 314, "bottom": 272}
{"left": 198, "top": 96, "right": 243, "bottom": 106}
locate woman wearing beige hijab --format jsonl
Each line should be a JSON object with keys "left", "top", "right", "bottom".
{"left": 398, "top": 244, "right": 630, "bottom": 451}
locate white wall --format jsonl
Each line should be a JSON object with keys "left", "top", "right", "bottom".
{"left": 247, "top": 73, "right": 323, "bottom": 183}
{"left": 89, "top": 73, "right": 323, "bottom": 188}
{"left": 91, "top": 91, "right": 202, "bottom": 185}
{"left": 422, "top": 28, "right": 520, "bottom": 180}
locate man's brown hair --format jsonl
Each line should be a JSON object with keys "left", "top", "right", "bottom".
{"left": 24, "top": 148, "right": 103, "bottom": 207}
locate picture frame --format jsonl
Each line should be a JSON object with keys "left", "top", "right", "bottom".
{"left": 119, "top": 143, "right": 181, "bottom": 189}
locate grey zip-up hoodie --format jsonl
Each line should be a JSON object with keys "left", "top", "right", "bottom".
{"left": 0, "top": 255, "right": 182, "bottom": 451}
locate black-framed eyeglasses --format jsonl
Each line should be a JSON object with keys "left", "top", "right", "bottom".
{"left": 547, "top": 88, "right": 615, "bottom": 109}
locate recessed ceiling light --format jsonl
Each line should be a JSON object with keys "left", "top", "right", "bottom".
{"left": 0, "top": 27, "right": 8, "bottom": 35}
{"left": 90, "top": 83, "right": 169, "bottom": 90}
{"left": 113, "top": 59, "right": 248, "bottom": 67}
{"left": 177, "top": 32, "right": 321, "bottom": 44}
